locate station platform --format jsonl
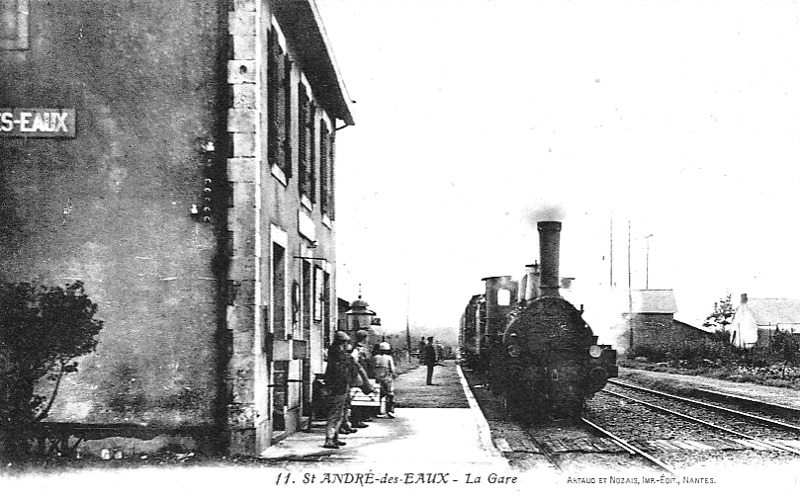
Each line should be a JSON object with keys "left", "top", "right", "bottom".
{"left": 259, "top": 360, "right": 507, "bottom": 471}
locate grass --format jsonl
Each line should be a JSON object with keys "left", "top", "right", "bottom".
{"left": 620, "top": 358, "right": 800, "bottom": 390}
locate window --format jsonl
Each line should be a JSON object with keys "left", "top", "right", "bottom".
{"left": 267, "top": 26, "right": 291, "bottom": 178}
{"left": 497, "top": 289, "right": 511, "bottom": 307}
{"left": 271, "top": 242, "right": 286, "bottom": 338}
{"left": 314, "top": 266, "right": 323, "bottom": 322}
{"left": 1, "top": 0, "right": 28, "bottom": 50}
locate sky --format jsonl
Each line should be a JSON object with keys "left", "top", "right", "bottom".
{"left": 316, "top": 0, "right": 800, "bottom": 345}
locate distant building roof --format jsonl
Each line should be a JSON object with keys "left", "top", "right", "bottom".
{"left": 630, "top": 289, "right": 677, "bottom": 314}
{"left": 743, "top": 298, "right": 800, "bottom": 326}
{"left": 674, "top": 320, "right": 709, "bottom": 335}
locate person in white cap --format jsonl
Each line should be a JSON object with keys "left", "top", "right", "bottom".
{"left": 372, "top": 342, "right": 396, "bottom": 418}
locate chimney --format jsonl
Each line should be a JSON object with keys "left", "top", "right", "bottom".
{"left": 740, "top": 293, "right": 748, "bottom": 304}
{"left": 538, "top": 221, "right": 561, "bottom": 297}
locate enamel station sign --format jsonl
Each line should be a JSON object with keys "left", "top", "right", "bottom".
{"left": 0, "top": 108, "right": 76, "bottom": 138}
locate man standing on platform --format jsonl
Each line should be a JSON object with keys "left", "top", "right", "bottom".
{"left": 423, "top": 336, "right": 438, "bottom": 385}
{"left": 373, "top": 342, "right": 396, "bottom": 418}
{"left": 323, "top": 331, "right": 352, "bottom": 449}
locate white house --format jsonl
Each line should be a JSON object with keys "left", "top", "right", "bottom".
{"left": 732, "top": 293, "right": 800, "bottom": 348}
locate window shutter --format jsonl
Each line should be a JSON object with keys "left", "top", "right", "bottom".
{"left": 309, "top": 103, "right": 316, "bottom": 204}
{"left": 283, "top": 56, "right": 292, "bottom": 178}
{"left": 267, "top": 29, "right": 286, "bottom": 171}
{"left": 330, "top": 130, "right": 336, "bottom": 220}
{"left": 320, "top": 120, "right": 330, "bottom": 215}
{"left": 298, "top": 85, "right": 309, "bottom": 197}
{"left": 267, "top": 29, "right": 277, "bottom": 168}
{"left": 0, "top": 0, "right": 28, "bottom": 50}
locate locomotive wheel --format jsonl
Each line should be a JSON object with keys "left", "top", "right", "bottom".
{"left": 503, "top": 373, "right": 548, "bottom": 424}
{"left": 585, "top": 366, "right": 609, "bottom": 395}
{"left": 503, "top": 390, "right": 536, "bottom": 424}
{"left": 559, "top": 399, "right": 584, "bottom": 421}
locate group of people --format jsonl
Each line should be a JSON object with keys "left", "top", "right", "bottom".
{"left": 322, "top": 333, "right": 445, "bottom": 449}
{"left": 322, "top": 331, "right": 397, "bottom": 449}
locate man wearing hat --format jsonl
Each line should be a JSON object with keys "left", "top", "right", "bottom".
{"left": 372, "top": 342, "right": 396, "bottom": 418}
{"left": 323, "top": 331, "right": 351, "bottom": 449}
{"left": 423, "top": 336, "right": 438, "bottom": 385}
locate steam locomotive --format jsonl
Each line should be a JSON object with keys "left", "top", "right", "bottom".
{"left": 459, "top": 221, "right": 618, "bottom": 422}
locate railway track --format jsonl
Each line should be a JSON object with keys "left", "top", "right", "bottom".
{"left": 604, "top": 381, "right": 800, "bottom": 454}
{"left": 466, "top": 368, "right": 800, "bottom": 472}
{"left": 584, "top": 381, "right": 800, "bottom": 470}
{"left": 580, "top": 417, "right": 678, "bottom": 475}
{"left": 522, "top": 420, "right": 665, "bottom": 474}
{"left": 464, "top": 368, "right": 661, "bottom": 472}
{"left": 518, "top": 416, "right": 688, "bottom": 474}
{"left": 609, "top": 379, "right": 800, "bottom": 428}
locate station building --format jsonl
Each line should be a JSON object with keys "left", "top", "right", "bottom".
{"left": 0, "top": 0, "right": 354, "bottom": 455}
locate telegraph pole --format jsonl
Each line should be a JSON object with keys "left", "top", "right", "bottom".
{"left": 609, "top": 212, "right": 614, "bottom": 289}
{"left": 628, "top": 220, "right": 634, "bottom": 354}
{"left": 644, "top": 234, "right": 653, "bottom": 289}
{"left": 405, "top": 283, "right": 412, "bottom": 362}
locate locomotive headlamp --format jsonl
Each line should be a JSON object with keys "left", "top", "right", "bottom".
{"left": 589, "top": 345, "right": 604, "bottom": 358}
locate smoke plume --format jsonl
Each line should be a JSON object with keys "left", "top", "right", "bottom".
{"left": 524, "top": 203, "right": 566, "bottom": 226}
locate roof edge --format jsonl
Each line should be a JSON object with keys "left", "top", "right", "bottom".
{"left": 274, "top": 0, "right": 354, "bottom": 127}
{"left": 308, "top": 0, "right": 354, "bottom": 125}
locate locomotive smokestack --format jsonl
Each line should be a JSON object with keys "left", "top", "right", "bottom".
{"left": 538, "top": 221, "right": 561, "bottom": 298}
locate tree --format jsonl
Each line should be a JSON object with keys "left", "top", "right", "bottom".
{"left": 703, "top": 293, "right": 735, "bottom": 340}
{"left": 0, "top": 281, "right": 103, "bottom": 455}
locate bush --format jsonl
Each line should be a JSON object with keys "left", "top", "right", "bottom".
{"left": 770, "top": 331, "right": 800, "bottom": 366}
{"left": 669, "top": 336, "right": 734, "bottom": 366}
{"left": 629, "top": 343, "right": 669, "bottom": 363}
{"left": 0, "top": 281, "right": 103, "bottom": 457}
{"left": 629, "top": 336, "right": 733, "bottom": 367}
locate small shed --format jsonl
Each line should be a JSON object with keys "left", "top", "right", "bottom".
{"left": 620, "top": 289, "right": 709, "bottom": 353}
{"left": 622, "top": 289, "right": 678, "bottom": 351}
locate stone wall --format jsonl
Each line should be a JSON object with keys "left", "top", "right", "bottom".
{"left": 0, "top": 0, "right": 226, "bottom": 430}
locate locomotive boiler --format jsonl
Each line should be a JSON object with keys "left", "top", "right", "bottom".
{"left": 460, "top": 221, "right": 618, "bottom": 422}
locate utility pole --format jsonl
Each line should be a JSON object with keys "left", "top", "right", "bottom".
{"left": 628, "top": 220, "right": 633, "bottom": 354}
{"left": 609, "top": 212, "right": 614, "bottom": 289}
{"left": 405, "top": 283, "right": 411, "bottom": 362}
{"left": 644, "top": 234, "right": 653, "bottom": 289}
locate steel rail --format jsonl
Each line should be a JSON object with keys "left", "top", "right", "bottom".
{"left": 616, "top": 368, "right": 800, "bottom": 414}
{"left": 608, "top": 379, "right": 800, "bottom": 433}
{"left": 602, "top": 388, "right": 800, "bottom": 456}
{"left": 581, "top": 417, "right": 679, "bottom": 476}
{"left": 541, "top": 448, "right": 565, "bottom": 472}
{"left": 525, "top": 434, "right": 564, "bottom": 473}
